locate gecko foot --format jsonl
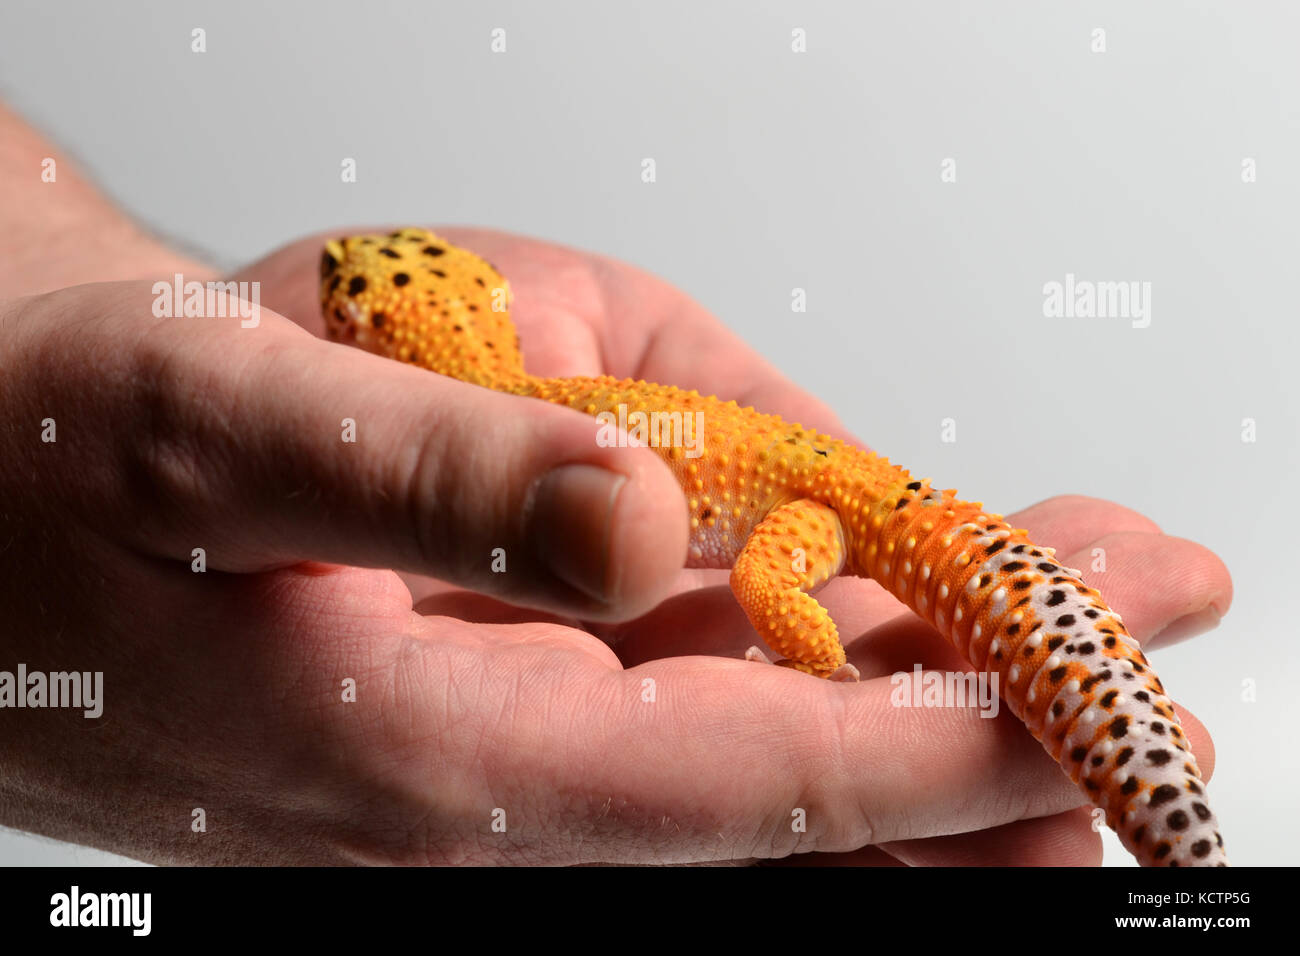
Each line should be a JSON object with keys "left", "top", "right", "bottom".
{"left": 743, "top": 646, "right": 860, "bottom": 682}
{"left": 828, "top": 662, "right": 861, "bottom": 683}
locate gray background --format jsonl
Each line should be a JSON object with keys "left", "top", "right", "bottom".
{"left": 0, "top": 0, "right": 1294, "bottom": 866}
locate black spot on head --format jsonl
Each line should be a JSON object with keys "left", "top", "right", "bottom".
{"left": 1090, "top": 755, "right": 1104, "bottom": 767}
{"left": 1149, "top": 784, "right": 1179, "bottom": 807}
{"left": 1070, "top": 746, "right": 1088, "bottom": 762}
{"left": 1108, "top": 716, "right": 1130, "bottom": 739}
{"left": 1132, "top": 825, "right": 1146, "bottom": 844}
{"left": 475, "top": 276, "right": 486, "bottom": 287}
{"left": 1037, "top": 563, "right": 1059, "bottom": 573}
{"left": 1120, "top": 775, "right": 1138, "bottom": 795}
{"left": 1146, "top": 749, "right": 1171, "bottom": 766}
{"left": 1012, "top": 579, "right": 1033, "bottom": 590}
{"left": 1010, "top": 624, "right": 1023, "bottom": 638}
{"left": 1049, "top": 666, "right": 1067, "bottom": 682}
{"left": 1193, "top": 802, "right": 1212, "bottom": 821}
{"left": 1078, "top": 642, "right": 1095, "bottom": 655}
{"left": 329, "top": 274, "right": 341, "bottom": 293}
{"left": 1151, "top": 721, "right": 1165, "bottom": 735}
{"left": 1084, "top": 777, "right": 1100, "bottom": 792}
{"left": 1056, "top": 614, "right": 1076, "bottom": 627}
{"left": 1116, "top": 747, "right": 1134, "bottom": 767}
{"left": 906, "top": 481, "right": 922, "bottom": 491}
{"left": 422, "top": 245, "right": 445, "bottom": 257}
{"left": 1002, "top": 561, "right": 1026, "bottom": 573}
{"left": 1047, "top": 636, "right": 1064, "bottom": 651}
{"left": 431, "top": 269, "right": 446, "bottom": 278}
{"left": 393, "top": 272, "right": 410, "bottom": 287}
{"left": 1133, "top": 688, "right": 1150, "bottom": 701}
{"left": 1100, "top": 690, "right": 1118, "bottom": 708}
{"left": 1046, "top": 590, "right": 1066, "bottom": 607}
{"left": 371, "top": 313, "right": 385, "bottom": 329}
{"left": 979, "top": 574, "right": 992, "bottom": 588}
{"left": 1153, "top": 841, "right": 1172, "bottom": 860}
{"left": 348, "top": 276, "right": 367, "bottom": 296}
{"left": 1085, "top": 609, "right": 1101, "bottom": 619}
{"left": 1052, "top": 701, "right": 1064, "bottom": 718}
{"left": 1192, "top": 840, "right": 1211, "bottom": 858}
{"left": 333, "top": 308, "right": 346, "bottom": 323}
{"left": 1167, "top": 810, "right": 1189, "bottom": 831}
{"left": 985, "top": 540, "right": 1006, "bottom": 556}
{"left": 320, "top": 251, "right": 339, "bottom": 277}
{"left": 1103, "top": 636, "right": 1116, "bottom": 649}
{"left": 378, "top": 248, "right": 402, "bottom": 259}
{"left": 1011, "top": 544, "right": 1026, "bottom": 553}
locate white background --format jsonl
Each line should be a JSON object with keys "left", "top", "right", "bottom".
{"left": 0, "top": 0, "right": 1294, "bottom": 866}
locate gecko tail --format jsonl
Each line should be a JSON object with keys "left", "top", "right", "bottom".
{"left": 319, "top": 227, "right": 530, "bottom": 390}
{"left": 860, "top": 479, "right": 1228, "bottom": 866}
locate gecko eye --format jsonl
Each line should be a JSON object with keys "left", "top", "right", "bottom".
{"left": 320, "top": 249, "right": 340, "bottom": 279}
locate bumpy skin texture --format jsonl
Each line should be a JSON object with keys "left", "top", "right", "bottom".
{"left": 321, "top": 228, "right": 1227, "bottom": 867}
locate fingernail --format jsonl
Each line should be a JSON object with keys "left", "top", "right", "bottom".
{"left": 1149, "top": 605, "right": 1223, "bottom": 649}
{"left": 529, "top": 464, "right": 627, "bottom": 604}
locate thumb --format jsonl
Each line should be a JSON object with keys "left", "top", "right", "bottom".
{"left": 33, "top": 282, "right": 689, "bottom": 622}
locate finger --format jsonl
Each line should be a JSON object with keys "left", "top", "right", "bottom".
{"left": 844, "top": 529, "right": 1233, "bottom": 680}
{"left": 1008, "top": 494, "right": 1162, "bottom": 554}
{"left": 761, "top": 807, "right": 1102, "bottom": 867}
{"left": 436, "top": 227, "right": 861, "bottom": 443}
{"left": 875, "top": 807, "right": 1103, "bottom": 866}
{"left": 33, "top": 282, "right": 688, "bottom": 622}
{"left": 1065, "top": 532, "right": 1232, "bottom": 650}
{"left": 233, "top": 226, "right": 863, "bottom": 445}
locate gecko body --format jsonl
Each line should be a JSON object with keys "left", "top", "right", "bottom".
{"left": 320, "top": 228, "right": 1226, "bottom": 867}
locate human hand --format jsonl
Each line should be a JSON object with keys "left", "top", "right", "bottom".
{"left": 200, "top": 228, "right": 1228, "bottom": 865}
{"left": 0, "top": 102, "right": 1231, "bottom": 866}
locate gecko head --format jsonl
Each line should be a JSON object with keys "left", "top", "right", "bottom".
{"left": 317, "top": 227, "right": 469, "bottom": 350}
{"left": 318, "top": 228, "right": 525, "bottom": 384}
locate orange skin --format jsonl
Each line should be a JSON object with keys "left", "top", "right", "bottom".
{"left": 321, "top": 229, "right": 1231, "bottom": 866}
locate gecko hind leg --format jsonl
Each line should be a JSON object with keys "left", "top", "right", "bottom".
{"left": 731, "top": 498, "right": 857, "bottom": 680}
